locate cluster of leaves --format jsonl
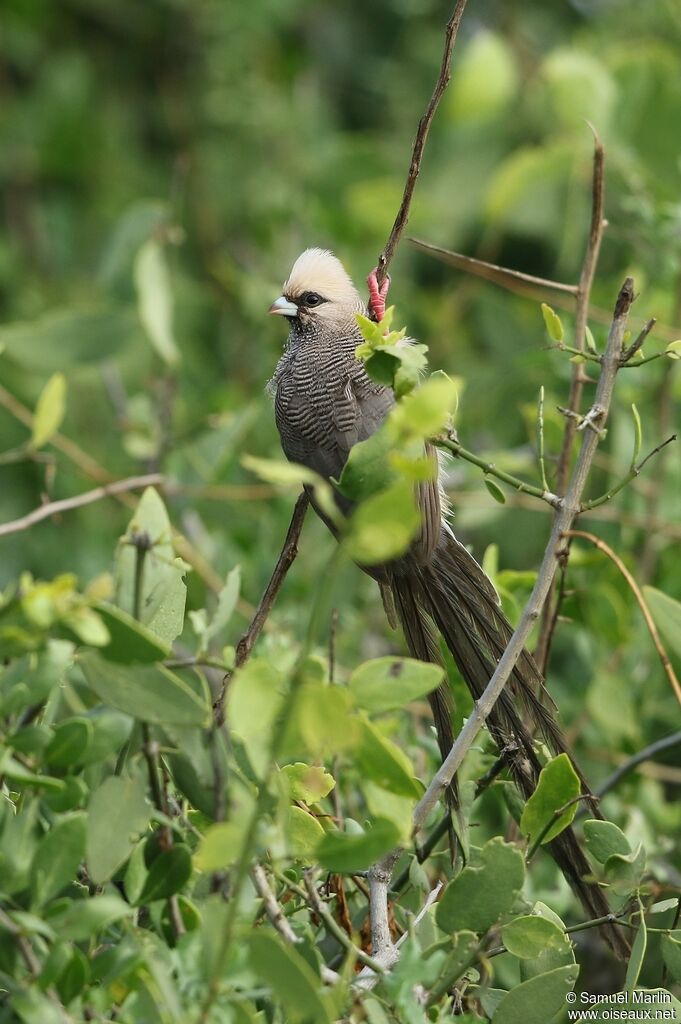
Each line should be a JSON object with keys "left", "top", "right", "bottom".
{"left": 1, "top": 346, "right": 681, "bottom": 1020}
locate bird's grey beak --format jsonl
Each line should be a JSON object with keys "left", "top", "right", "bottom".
{"left": 268, "top": 296, "right": 298, "bottom": 318}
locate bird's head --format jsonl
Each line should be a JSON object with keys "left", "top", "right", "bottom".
{"left": 269, "top": 248, "right": 364, "bottom": 334}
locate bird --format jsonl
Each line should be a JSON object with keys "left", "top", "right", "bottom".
{"left": 267, "top": 247, "right": 629, "bottom": 958}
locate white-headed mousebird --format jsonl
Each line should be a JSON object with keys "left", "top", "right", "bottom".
{"left": 268, "top": 248, "right": 629, "bottom": 958}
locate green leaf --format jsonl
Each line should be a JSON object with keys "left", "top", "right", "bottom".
{"left": 242, "top": 456, "right": 341, "bottom": 529}
{"left": 502, "top": 915, "right": 568, "bottom": 959}
{"left": 492, "top": 964, "right": 579, "bottom": 1024}
{"left": 86, "top": 774, "right": 151, "bottom": 884}
{"left": 643, "top": 586, "right": 681, "bottom": 661}
{"left": 316, "top": 818, "right": 400, "bottom": 873}
{"left": 114, "top": 487, "right": 187, "bottom": 646}
{"left": 248, "top": 932, "right": 332, "bottom": 1023}
{"left": 32, "top": 372, "right": 67, "bottom": 449}
{"left": 448, "top": 30, "right": 518, "bottom": 121}
{"left": 285, "top": 805, "right": 326, "bottom": 860}
{"left": 136, "top": 844, "right": 192, "bottom": 903}
{"left": 336, "top": 427, "right": 396, "bottom": 502}
{"left": 44, "top": 718, "right": 93, "bottom": 768}
{"left": 280, "top": 763, "right": 335, "bottom": 803}
{"left": 388, "top": 372, "right": 459, "bottom": 441}
{"left": 0, "top": 747, "right": 65, "bottom": 792}
{"left": 0, "top": 641, "right": 74, "bottom": 713}
{"left": 228, "top": 658, "right": 284, "bottom": 774}
{"left": 665, "top": 339, "right": 681, "bottom": 359}
{"left": 603, "top": 843, "right": 646, "bottom": 892}
{"left": 650, "top": 898, "right": 679, "bottom": 914}
{"left": 484, "top": 476, "right": 506, "bottom": 504}
{"left": 292, "top": 683, "right": 359, "bottom": 757}
{"left": 94, "top": 602, "right": 170, "bottom": 663}
{"left": 438, "top": 930, "right": 479, "bottom": 987}
{"left": 364, "top": 782, "right": 415, "bottom": 844}
{"left": 203, "top": 566, "right": 241, "bottom": 648}
{"left": 519, "top": 753, "right": 581, "bottom": 846}
{"left": 354, "top": 716, "right": 421, "bottom": 797}
{"left": 0, "top": 802, "right": 40, "bottom": 895}
{"left": 519, "top": 903, "right": 575, "bottom": 981}
{"left": 349, "top": 656, "right": 443, "bottom": 713}
{"left": 79, "top": 650, "right": 211, "bottom": 727}
{"left": 661, "top": 931, "right": 681, "bottom": 984}
{"left": 134, "top": 238, "right": 180, "bottom": 365}
{"left": 11, "top": 989, "right": 67, "bottom": 1024}
{"left": 30, "top": 814, "right": 86, "bottom": 907}
{"left": 625, "top": 907, "right": 647, "bottom": 992}
{"left": 57, "top": 946, "right": 90, "bottom": 1004}
{"left": 345, "top": 480, "right": 421, "bottom": 565}
{"left": 39, "top": 940, "right": 73, "bottom": 988}
{"left": 194, "top": 823, "right": 244, "bottom": 873}
{"left": 583, "top": 819, "right": 631, "bottom": 863}
{"left": 540, "top": 303, "right": 564, "bottom": 343}
{"left": 45, "top": 895, "right": 132, "bottom": 941}
{"left": 82, "top": 709, "right": 134, "bottom": 765}
{"left": 436, "top": 838, "right": 525, "bottom": 934}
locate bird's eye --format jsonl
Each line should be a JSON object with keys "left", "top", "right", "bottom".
{"left": 303, "top": 291, "right": 322, "bottom": 307}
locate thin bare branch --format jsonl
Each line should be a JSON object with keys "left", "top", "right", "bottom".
{"left": 252, "top": 864, "right": 300, "bottom": 945}
{"left": 410, "top": 239, "right": 579, "bottom": 296}
{"left": 214, "top": 492, "right": 310, "bottom": 724}
{"left": 0, "top": 381, "right": 119, "bottom": 486}
{"left": 592, "top": 731, "right": 681, "bottom": 804}
{"left": 0, "top": 382, "right": 225, "bottom": 593}
{"left": 436, "top": 434, "right": 560, "bottom": 507}
{"left": 375, "top": 0, "right": 469, "bottom": 287}
{"left": 581, "top": 434, "right": 677, "bottom": 511}
{"left": 620, "top": 317, "right": 657, "bottom": 364}
{"left": 564, "top": 529, "right": 681, "bottom": 707}
{"left": 235, "top": 492, "right": 310, "bottom": 669}
{"left": 355, "top": 881, "right": 445, "bottom": 990}
{"left": 410, "top": 251, "right": 680, "bottom": 343}
{"left": 366, "top": 855, "right": 401, "bottom": 969}
{"left": 301, "top": 870, "right": 384, "bottom": 973}
{"left": 0, "top": 474, "right": 163, "bottom": 538}
{"left": 0, "top": 905, "right": 41, "bottom": 976}
{"left": 535, "top": 132, "right": 606, "bottom": 671}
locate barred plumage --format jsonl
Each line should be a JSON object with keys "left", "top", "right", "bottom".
{"left": 268, "top": 249, "right": 629, "bottom": 959}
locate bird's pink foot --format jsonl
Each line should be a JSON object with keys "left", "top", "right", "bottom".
{"left": 367, "top": 267, "right": 390, "bottom": 322}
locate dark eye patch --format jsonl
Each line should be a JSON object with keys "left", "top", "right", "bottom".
{"left": 302, "top": 291, "right": 325, "bottom": 307}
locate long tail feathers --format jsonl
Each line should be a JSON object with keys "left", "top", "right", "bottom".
{"left": 389, "top": 529, "right": 630, "bottom": 960}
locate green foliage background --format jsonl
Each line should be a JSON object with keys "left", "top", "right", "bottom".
{"left": 0, "top": 0, "right": 680, "bottom": 1021}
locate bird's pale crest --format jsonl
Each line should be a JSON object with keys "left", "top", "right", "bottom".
{"left": 283, "top": 248, "right": 361, "bottom": 305}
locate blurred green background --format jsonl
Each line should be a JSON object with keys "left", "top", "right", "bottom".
{"left": 1, "top": 0, "right": 679, "bottom": 863}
